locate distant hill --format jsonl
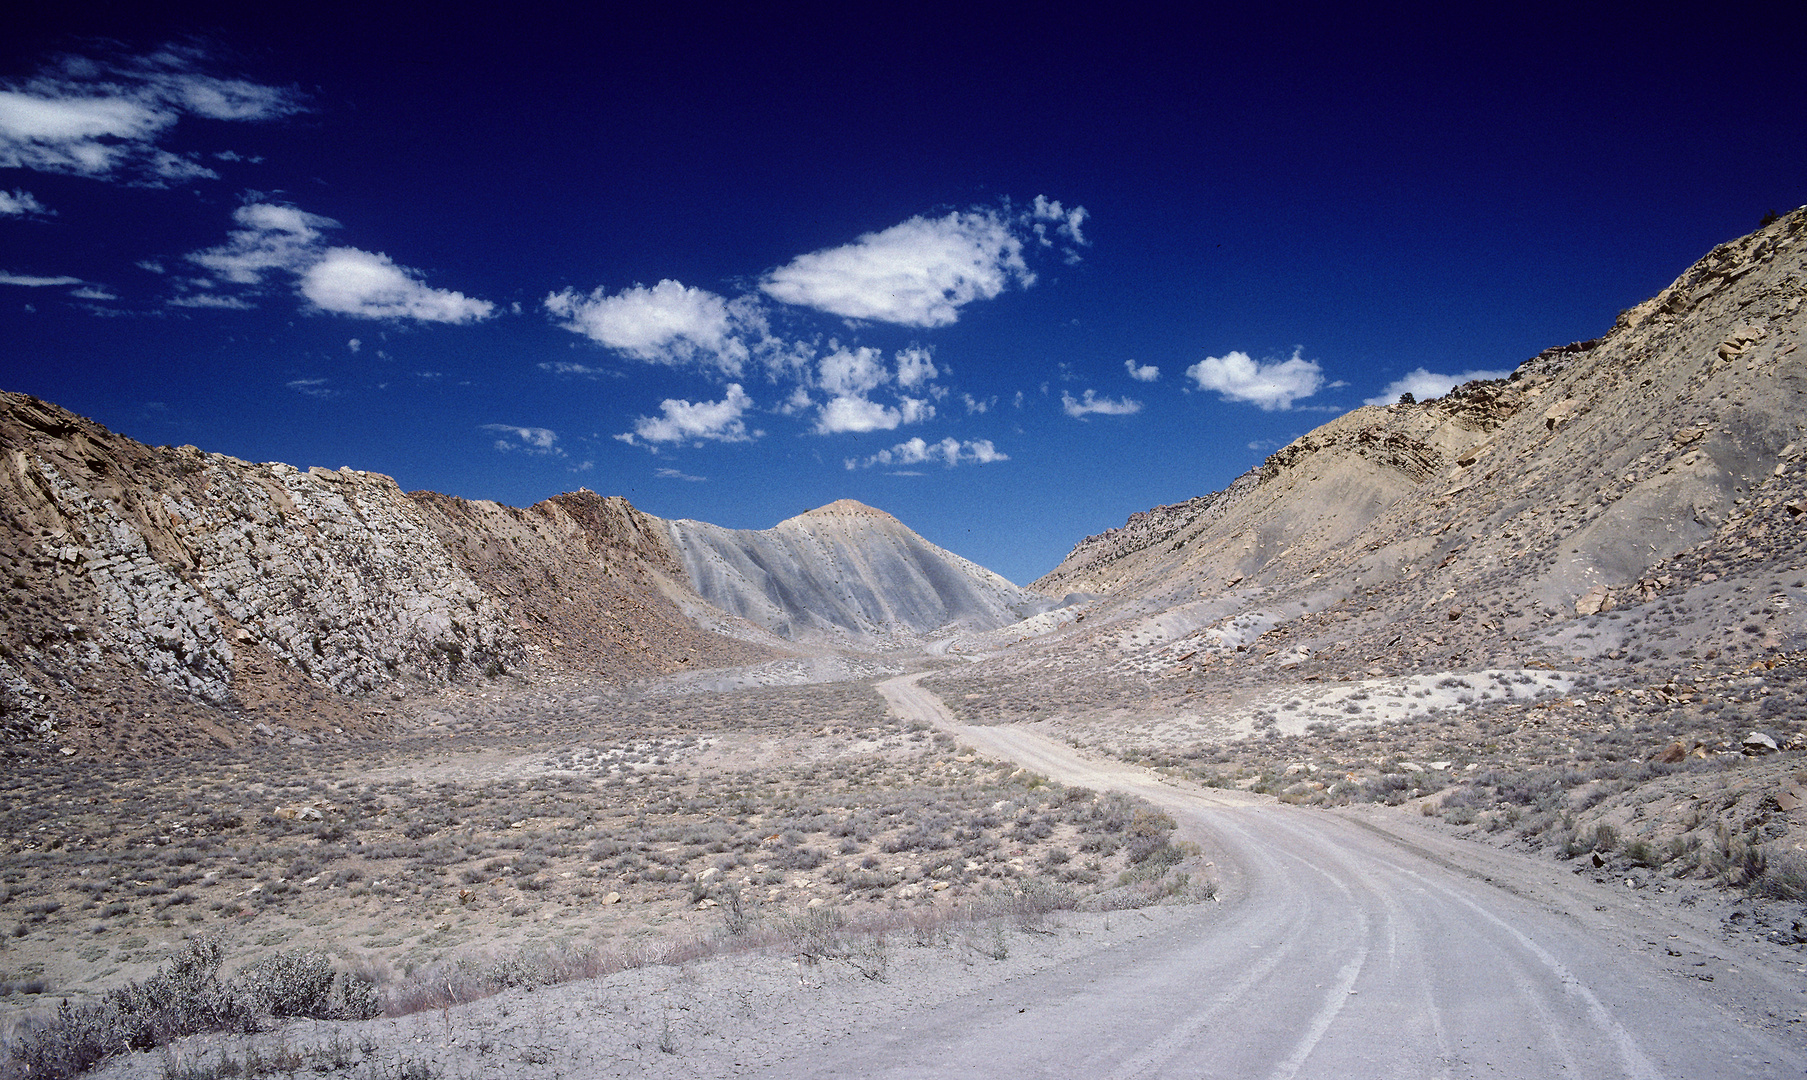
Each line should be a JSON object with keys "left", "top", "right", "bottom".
{"left": 668, "top": 499, "right": 1057, "bottom": 649}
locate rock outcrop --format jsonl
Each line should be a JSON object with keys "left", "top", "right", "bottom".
{"left": 0, "top": 398, "right": 779, "bottom": 756}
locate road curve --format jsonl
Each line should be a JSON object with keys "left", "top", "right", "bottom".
{"left": 765, "top": 673, "right": 1806, "bottom": 1079}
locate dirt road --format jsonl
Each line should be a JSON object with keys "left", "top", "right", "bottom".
{"left": 794, "top": 673, "right": 1807, "bottom": 1079}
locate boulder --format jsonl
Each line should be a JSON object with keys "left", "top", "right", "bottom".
{"left": 1743, "top": 731, "right": 1780, "bottom": 755}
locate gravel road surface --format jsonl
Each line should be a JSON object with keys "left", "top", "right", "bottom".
{"left": 783, "top": 673, "right": 1807, "bottom": 1079}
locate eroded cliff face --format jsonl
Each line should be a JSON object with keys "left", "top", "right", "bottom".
{"left": 1030, "top": 207, "right": 1807, "bottom": 672}
{"left": 0, "top": 398, "right": 775, "bottom": 756}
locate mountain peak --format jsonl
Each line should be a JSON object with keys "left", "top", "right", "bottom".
{"left": 791, "top": 499, "right": 896, "bottom": 522}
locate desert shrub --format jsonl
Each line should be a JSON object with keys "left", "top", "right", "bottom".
{"left": 240, "top": 950, "right": 379, "bottom": 1020}
{"left": 1122, "top": 809, "right": 1177, "bottom": 863}
{"left": 106, "top": 938, "right": 256, "bottom": 1053}
{"left": 6, "top": 939, "right": 385, "bottom": 1078}
{"left": 768, "top": 844, "right": 825, "bottom": 870}
{"left": 783, "top": 907, "right": 844, "bottom": 962}
{"left": 1752, "top": 848, "right": 1807, "bottom": 901}
{"left": 8, "top": 998, "right": 123, "bottom": 1080}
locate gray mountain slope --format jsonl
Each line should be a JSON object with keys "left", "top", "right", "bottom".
{"left": 1024, "top": 206, "right": 1807, "bottom": 677}
{"left": 667, "top": 499, "right": 1057, "bottom": 646}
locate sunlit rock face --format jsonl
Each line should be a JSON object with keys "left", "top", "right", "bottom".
{"left": 668, "top": 499, "right": 1058, "bottom": 648}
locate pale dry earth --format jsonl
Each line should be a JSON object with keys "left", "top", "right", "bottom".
{"left": 72, "top": 674, "right": 1807, "bottom": 1079}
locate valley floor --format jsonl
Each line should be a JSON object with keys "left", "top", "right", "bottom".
{"left": 58, "top": 674, "right": 1807, "bottom": 1079}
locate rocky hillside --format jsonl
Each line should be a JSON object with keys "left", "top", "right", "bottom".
{"left": 0, "top": 398, "right": 780, "bottom": 756}
{"left": 667, "top": 499, "right": 1059, "bottom": 649}
{"left": 0, "top": 396, "right": 1060, "bottom": 757}
{"left": 1027, "top": 207, "right": 1807, "bottom": 679}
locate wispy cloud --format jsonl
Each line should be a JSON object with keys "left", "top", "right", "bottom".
{"left": 1028, "top": 195, "right": 1088, "bottom": 262}
{"left": 69, "top": 285, "right": 116, "bottom": 300}
{"left": 167, "top": 290, "right": 253, "bottom": 309}
{"left": 655, "top": 466, "right": 706, "bottom": 482}
{"left": 847, "top": 436, "right": 1009, "bottom": 470}
{"left": 1124, "top": 359, "right": 1159, "bottom": 382}
{"left": 1364, "top": 367, "right": 1511, "bottom": 406}
{"left": 537, "top": 360, "right": 618, "bottom": 378}
{"left": 184, "top": 201, "right": 493, "bottom": 322}
{"left": 619, "top": 383, "right": 756, "bottom": 446}
{"left": 1061, "top": 389, "right": 1142, "bottom": 418}
{"left": 482, "top": 423, "right": 563, "bottom": 455}
{"left": 286, "top": 377, "right": 334, "bottom": 399}
{"left": 0, "top": 45, "right": 303, "bottom": 187}
{"left": 1187, "top": 348, "right": 1324, "bottom": 411}
{"left": 0, "top": 189, "right": 47, "bottom": 216}
{"left": 0, "top": 271, "right": 81, "bottom": 287}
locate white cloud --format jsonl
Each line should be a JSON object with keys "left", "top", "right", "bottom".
{"left": 817, "top": 345, "right": 890, "bottom": 397}
{"left": 0, "top": 189, "right": 47, "bottom": 216}
{"left": 1363, "top": 367, "right": 1512, "bottom": 406}
{"left": 185, "top": 202, "right": 492, "bottom": 322}
{"left": 1029, "top": 195, "right": 1089, "bottom": 257}
{"left": 621, "top": 383, "right": 755, "bottom": 445}
{"left": 847, "top": 437, "right": 1009, "bottom": 470}
{"left": 1186, "top": 348, "right": 1324, "bottom": 411}
{"left": 1061, "top": 389, "right": 1142, "bottom": 418}
{"left": 816, "top": 395, "right": 903, "bottom": 434}
{"left": 187, "top": 202, "right": 335, "bottom": 284}
{"left": 761, "top": 208, "right": 1032, "bottom": 327}
{"left": 482, "top": 423, "right": 563, "bottom": 455}
{"left": 0, "top": 272, "right": 81, "bottom": 286}
{"left": 347, "top": 338, "right": 360, "bottom": 353}
{"left": 1124, "top": 359, "right": 1159, "bottom": 382}
{"left": 655, "top": 466, "right": 706, "bottom": 482}
{"left": 898, "top": 397, "right": 935, "bottom": 425}
{"left": 807, "top": 345, "right": 940, "bottom": 433}
{"left": 69, "top": 285, "right": 115, "bottom": 300}
{"left": 544, "top": 279, "right": 750, "bottom": 374}
{"left": 776, "top": 386, "right": 814, "bottom": 416}
{"left": 895, "top": 346, "right": 938, "bottom": 388}
{"left": 0, "top": 46, "right": 303, "bottom": 186}
{"left": 300, "top": 248, "right": 494, "bottom": 323}
{"left": 962, "top": 393, "right": 994, "bottom": 414}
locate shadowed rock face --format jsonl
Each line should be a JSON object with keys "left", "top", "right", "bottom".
{"left": 668, "top": 499, "right": 1057, "bottom": 646}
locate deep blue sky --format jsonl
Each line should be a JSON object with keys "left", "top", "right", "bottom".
{"left": 3, "top": 5, "right": 1803, "bottom": 584}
